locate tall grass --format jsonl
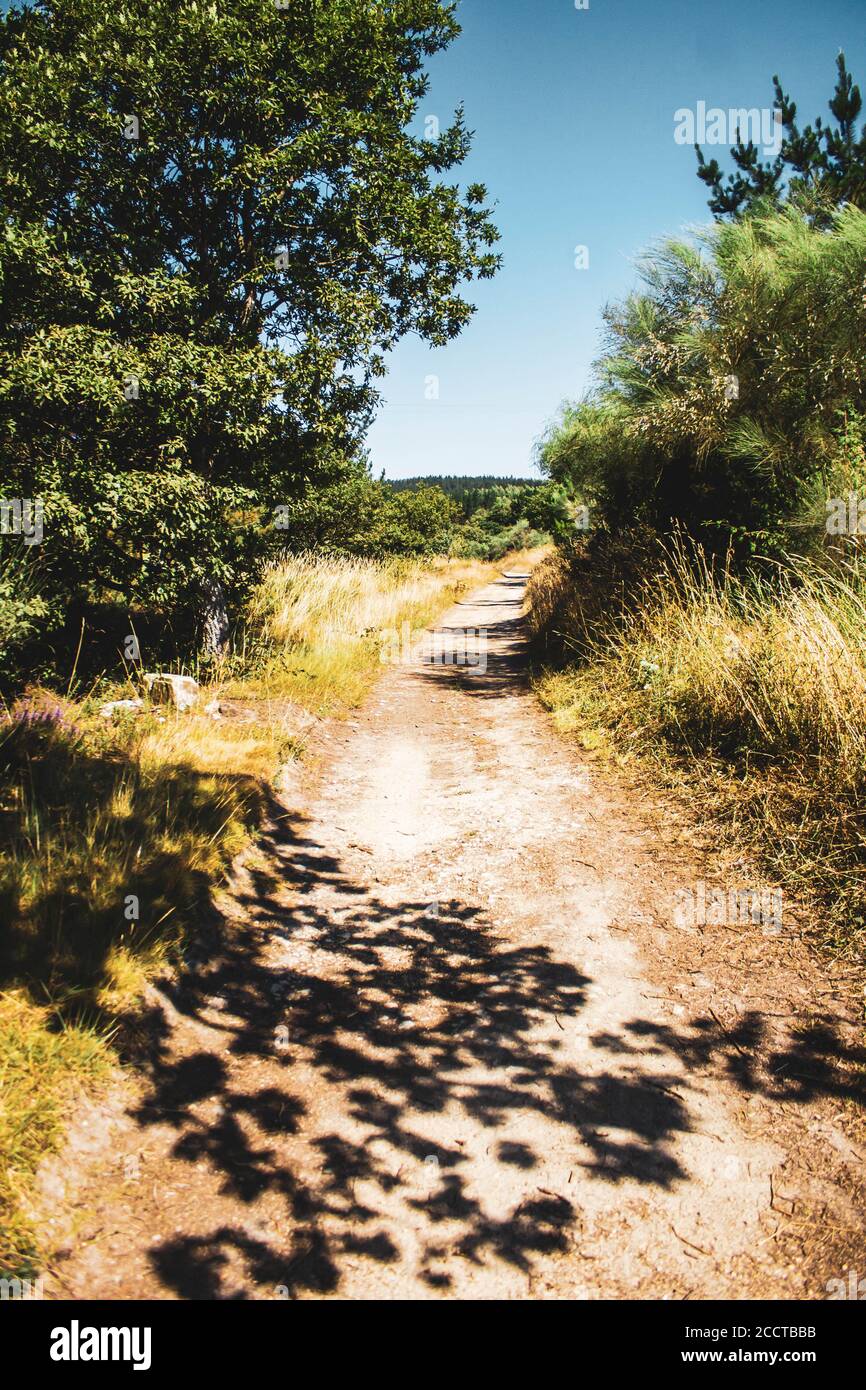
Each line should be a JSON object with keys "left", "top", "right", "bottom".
{"left": 250, "top": 552, "right": 492, "bottom": 647}
{"left": 231, "top": 550, "right": 525, "bottom": 709}
{"left": 531, "top": 541, "right": 866, "bottom": 956}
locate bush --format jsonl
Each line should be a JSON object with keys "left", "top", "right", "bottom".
{"left": 272, "top": 473, "right": 455, "bottom": 559}
{"left": 539, "top": 207, "right": 866, "bottom": 555}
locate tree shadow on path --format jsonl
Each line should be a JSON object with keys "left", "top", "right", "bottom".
{"left": 124, "top": 805, "right": 702, "bottom": 1297}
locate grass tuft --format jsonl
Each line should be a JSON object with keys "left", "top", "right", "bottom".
{"left": 0, "top": 991, "right": 110, "bottom": 1278}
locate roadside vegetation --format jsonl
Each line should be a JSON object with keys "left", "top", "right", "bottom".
{"left": 226, "top": 549, "right": 516, "bottom": 705}
{"left": 530, "top": 538, "right": 866, "bottom": 957}
{"left": 531, "top": 53, "right": 866, "bottom": 969}
{"left": 0, "top": 545, "right": 523, "bottom": 1278}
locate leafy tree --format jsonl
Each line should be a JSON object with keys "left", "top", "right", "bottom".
{"left": 540, "top": 207, "right": 866, "bottom": 554}
{"left": 521, "top": 480, "right": 574, "bottom": 539}
{"left": 274, "top": 470, "right": 455, "bottom": 557}
{"left": 696, "top": 52, "right": 866, "bottom": 224}
{"left": 444, "top": 479, "right": 551, "bottom": 557}
{"left": 0, "top": 0, "right": 499, "bottom": 634}
{"left": 0, "top": 543, "right": 51, "bottom": 684}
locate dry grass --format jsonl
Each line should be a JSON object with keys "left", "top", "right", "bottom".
{"left": 0, "top": 694, "right": 285, "bottom": 1275}
{"left": 226, "top": 551, "right": 528, "bottom": 710}
{"left": 531, "top": 540, "right": 866, "bottom": 960}
{"left": 250, "top": 552, "right": 491, "bottom": 648}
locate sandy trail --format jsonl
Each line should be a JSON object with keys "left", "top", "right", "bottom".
{"left": 37, "top": 571, "right": 865, "bottom": 1299}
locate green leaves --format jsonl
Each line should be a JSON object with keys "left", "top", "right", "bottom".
{"left": 0, "top": 0, "right": 499, "bottom": 644}
{"left": 541, "top": 207, "right": 866, "bottom": 554}
{"left": 274, "top": 470, "right": 455, "bottom": 559}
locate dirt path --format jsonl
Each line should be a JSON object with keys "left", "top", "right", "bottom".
{"left": 36, "top": 571, "right": 865, "bottom": 1300}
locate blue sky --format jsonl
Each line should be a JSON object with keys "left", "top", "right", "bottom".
{"left": 368, "top": 0, "right": 866, "bottom": 480}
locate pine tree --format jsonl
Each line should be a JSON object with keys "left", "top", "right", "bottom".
{"left": 696, "top": 52, "right": 866, "bottom": 224}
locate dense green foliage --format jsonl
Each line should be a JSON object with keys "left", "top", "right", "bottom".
{"left": 0, "top": 0, "right": 499, "bottom": 670}
{"left": 393, "top": 474, "right": 572, "bottom": 558}
{"left": 696, "top": 51, "right": 866, "bottom": 223}
{"left": 450, "top": 479, "right": 571, "bottom": 558}
{"left": 539, "top": 206, "right": 866, "bottom": 556}
{"left": 275, "top": 473, "right": 455, "bottom": 558}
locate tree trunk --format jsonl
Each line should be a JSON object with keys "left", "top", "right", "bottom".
{"left": 200, "top": 576, "right": 230, "bottom": 656}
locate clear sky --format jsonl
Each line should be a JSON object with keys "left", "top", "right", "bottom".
{"left": 367, "top": 0, "right": 866, "bottom": 480}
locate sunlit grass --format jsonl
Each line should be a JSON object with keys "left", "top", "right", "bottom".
{"left": 0, "top": 991, "right": 110, "bottom": 1278}
{"left": 531, "top": 540, "right": 866, "bottom": 959}
{"left": 223, "top": 550, "right": 539, "bottom": 711}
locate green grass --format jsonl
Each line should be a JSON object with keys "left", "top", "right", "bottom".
{"left": 0, "top": 993, "right": 109, "bottom": 1278}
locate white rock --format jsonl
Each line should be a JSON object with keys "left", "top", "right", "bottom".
{"left": 144, "top": 672, "right": 200, "bottom": 711}
{"left": 99, "top": 698, "right": 144, "bottom": 718}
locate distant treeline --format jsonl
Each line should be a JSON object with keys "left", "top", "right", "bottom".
{"left": 390, "top": 475, "right": 543, "bottom": 518}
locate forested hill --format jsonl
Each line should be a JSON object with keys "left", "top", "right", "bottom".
{"left": 389, "top": 475, "right": 543, "bottom": 512}
{"left": 391, "top": 475, "right": 542, "bottom": 492}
